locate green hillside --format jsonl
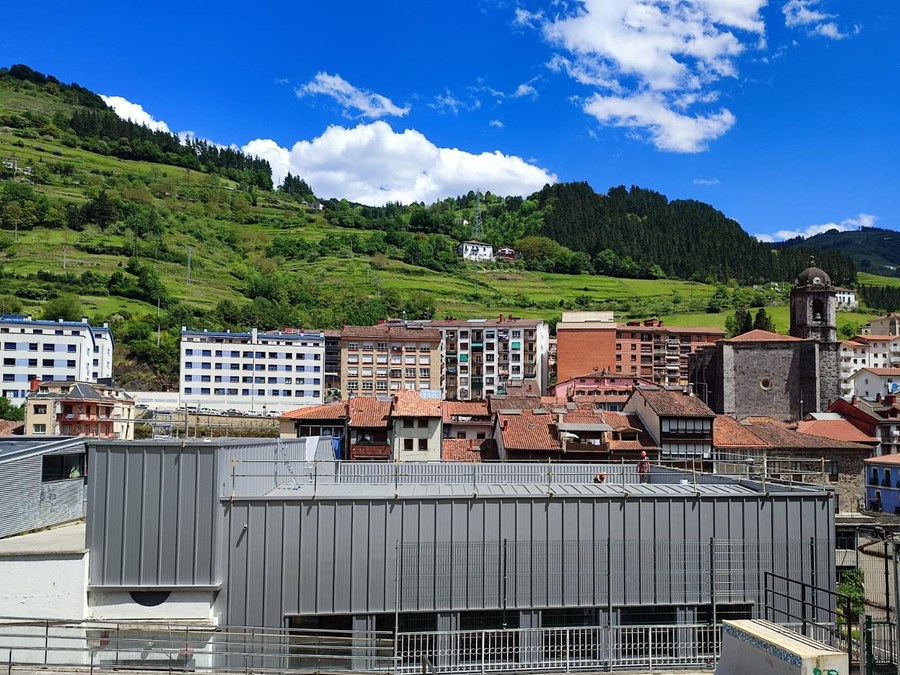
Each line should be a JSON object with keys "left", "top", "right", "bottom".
{"left": 777, "top": 227, "right": 900, "bottom": 278}
{"left": 0, "top": 64, "right": 882, "bottom": 389}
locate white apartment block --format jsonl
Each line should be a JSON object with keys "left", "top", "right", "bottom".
{"left": 429, "top": 317, "right": 550, "bottom": 400}
{"left": 180, "top": 328, "right": 325, "bottom": 412}
{"left": 839, "top": 335, "right": 900, "bottom": 397}
{"left": 0, "top": 315, "right": 114, "bottom": 406}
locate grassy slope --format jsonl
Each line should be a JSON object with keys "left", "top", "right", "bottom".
{"left": 0, "top": 78, "right": 891, "bottom": 332}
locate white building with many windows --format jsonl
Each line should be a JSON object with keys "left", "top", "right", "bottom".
{"left": 0, "top": 315, "right": 114, "bottom": 406}
{"left": 180, "top": 328, "right": 325, "bottom": 413}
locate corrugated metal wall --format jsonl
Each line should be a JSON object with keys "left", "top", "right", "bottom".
{"left": 222, "top": 492, "right": 834, "bottom": 627}
{"left": 0, "top": 455, "right": 84, "bottom": 539}
{"left": 86, "top": 443, "right": 218, "bottom": 587}
{"left": 84, "top": 441, "right": 835, "bottom": 631}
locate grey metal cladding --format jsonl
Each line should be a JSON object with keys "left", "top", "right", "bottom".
{"left": 87, "top": 443, "right": 217, "bottom": 587}
{"left": 0, "top": 454, "right": 84, "bottom": 539}
{"left": 222, "top": 490, "right": 834, "bottom": 628}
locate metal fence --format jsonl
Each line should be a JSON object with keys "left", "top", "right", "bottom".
{"left": 0, "top": 619, "right": 396, "bottom": 673}
{"left": 395, "top": 623, "right": 722, "bottom": 674}
{"left": 0, "top": 617, "right": 728, "bottom": 674}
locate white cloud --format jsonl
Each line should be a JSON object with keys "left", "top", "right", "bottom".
{"left": 297, "top": 72, "right": 409, "bottom": 119}
{"left": 100, "top": 95, "right": 171, "bottom": 133}
{"left": 693, "top": 177, "right": 720, "bottom": 185}
{"left": 782, "top": 1, "right": 847, "bottom": 39}
{"left": 530, "top": 0, "right": 777, "bottom": 152}
{"left": 753, "top": 212, "right": 878, "bottom": 242}
{"left": 489, "top": 119, "right": 505, "bottom": 128}
{"left": 512, "top": 83, "right": 538, "bottom": 98}
{"left": 582, "top": 91, "right": 735, "bottom": 152}
{"left": 514, "top": 8, "right": 544, "bottom": 27}
{"left": 242, "top": 121, "right": 556, "bottom": 206}
{"left": 429, "top": 91, "right": 481, "bottom": 114}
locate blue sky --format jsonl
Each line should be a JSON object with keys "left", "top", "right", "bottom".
{"left": 2, "top": 1, "right": 897, "bottom": 241}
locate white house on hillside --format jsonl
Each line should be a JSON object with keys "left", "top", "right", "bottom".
{"left": 457, "top": 241, "right": 494, "bottom": 262}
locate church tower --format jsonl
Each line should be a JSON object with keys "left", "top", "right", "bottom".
{"left": 790, "top": 257, "right": 841, "bottom": 408}
{"left": 790, "top": 257, "right": 837, "bottom": 343}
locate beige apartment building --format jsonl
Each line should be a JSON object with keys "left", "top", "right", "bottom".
{"left": 25, "top": 380, "right": 136, "bottom": 440}
{"left": 339, "top": 324, "right": 442, "bottom": 397}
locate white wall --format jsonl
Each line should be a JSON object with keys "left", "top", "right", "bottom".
{"left": 88, "top": 590, "right": 217, "bottom": 622}
{"left": 0, "top": 553, "right": 87, "bottom": 619}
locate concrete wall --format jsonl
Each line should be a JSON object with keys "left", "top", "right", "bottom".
{"left": 0, "top": 553, "right": 87, "bottom": 619}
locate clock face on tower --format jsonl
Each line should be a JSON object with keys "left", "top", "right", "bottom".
{"left": 812, "top": 276, "right": 822, "bottom": 285}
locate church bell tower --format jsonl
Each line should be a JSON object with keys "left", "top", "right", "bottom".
{"left": 790, "top": 257, "right": 837, "bottom": 343}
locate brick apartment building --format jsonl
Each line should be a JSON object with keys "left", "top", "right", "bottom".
{"left": 339, "top": 324, "right": 442, "bottom": 396}
{"left": 555, "top": 312, "right": 725, "bottom": 388}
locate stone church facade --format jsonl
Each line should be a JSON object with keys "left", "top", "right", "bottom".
{"left": 690, "top": 259, "right": 842, "bottom": 421}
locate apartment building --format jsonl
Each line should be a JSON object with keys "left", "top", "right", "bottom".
{"left": 431, "top": 317, "right": 550, "bottom": 400}
{"left": 25, "top": 380, "right": 135, "bottom": 440}
{"left": 322, "top": 329, "right": 341, "bottom": 398}
{"left": 339, "top": 324, "right": 442, "bottom": 396}
{"left": 839, "top": 335, "right": 900, "bottom": 397}
{"left": 0, "top": 315, "right": 114, "bottom": 405}
{"left": 555, "top": 313, "right": 725, "bottom": 388}
{"left": 179, "top": 327, "right": 325, "bottom": 411}
{"left": 615, "top": 320, "right": 726, "bottom": 387}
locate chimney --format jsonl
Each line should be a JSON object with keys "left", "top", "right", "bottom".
{"left": 886, "top": 394, "right": 898, "bottom": 405}
{"left": 851, "top": 395, "right": 857, "bottom": 405}
{"left": 502, "top": 419, "right": 508, "bottom": 430}
{"left": 876, "top": 393, "right": 882, "bottom": 402}
{"left": 30, "top": 378, "right": 41, "bottom": 392}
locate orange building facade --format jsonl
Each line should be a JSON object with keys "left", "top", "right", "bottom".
{"left": 556, "top": 313, "right": 725, "bottom": 388}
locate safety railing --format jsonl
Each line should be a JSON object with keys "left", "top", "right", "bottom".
{"left": 0, "top": 619, "right": 396, "bottom": 673}
{"left": 395, "top": 623, "right": 722, "bottom": 673}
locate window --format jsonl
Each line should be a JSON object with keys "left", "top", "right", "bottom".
{"left": 418, "top": 439, "right": 428, "bottom": 450}
{"left": 41, "top": 453, "right": 84, "bottom": 481}
{"left": 32, "top": 424, "right": 46, "bottom": 434}
{"left": 403, "top": 438, "right": 414, "bottom": 451}
{"left": 67, "top": 345, "right": 77, "bottom": 353}
{"left": 403, "top": 418, "right": 414, "bottom": 428}
{"left": 42, "top": 344, "right": 55, "bottom": 352}
{"left": 42, "top": 359, "right": 54, "bottom": 367}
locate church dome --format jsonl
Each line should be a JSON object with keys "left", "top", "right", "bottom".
{"left": 794, "top": 257, "right": 831, "bottom": 288}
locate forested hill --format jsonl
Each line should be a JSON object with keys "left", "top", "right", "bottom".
{"left": 0, "top": 64, "right": 272, "bottom": 188}
{"left": 532, "top": 182, "right": 857, "bottom": 286}
{"left": 774, "top": 226, "right": 900, "bottom": 278}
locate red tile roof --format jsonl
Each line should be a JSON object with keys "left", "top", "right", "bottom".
{"left": 633, "top": 388, "right": 715, "bottom": 417}
{"left": 0, "top": 420, "right": 24, "bottom": 436}
{"left": 392, "top": 390, "right": 442, "bottom": 417}
{"left": 856, "top": 368, "right": 900, "bottom": 377}
{"left": 442, "top": 439, "right": 489, "bottom": 462}
{"left": 744, "top": 418, "right": 872, "bottom": 451}
{"left": 349, "top": 396, "right": 392, "bottom": 428}
{"left": 442, "top": 401, "right": 489, "bottom": 422}
{"left": 282, "top": 401, "right": 347, "bottom": 420}
{"left": 714, "top": 415, "right": 769, "bottom": 449}
{"left": 724, "top": 329, "right": 805, "bottom": 343}
{"left": 340, "top": 324, "right": 441, "bottom": 341}
{"left": 497, "top": 410, "right": 562, "bottom": 450}
{"left": 797, "top": 419, "right": 880, "bottom": 445}
{"left": 865, "top": 453, "right": 900, "bottom": 465}
{"left": 496, "top": 408, "right": 657, "bottom": 453}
